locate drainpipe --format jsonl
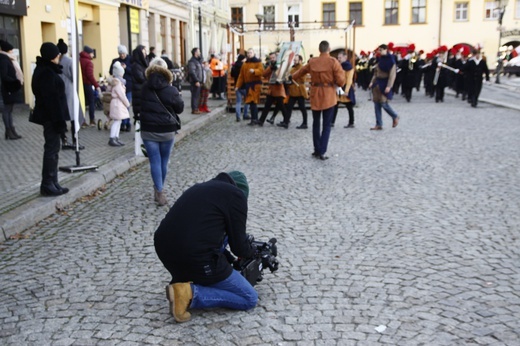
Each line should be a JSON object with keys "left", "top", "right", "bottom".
{"left": 438, "top": 0, "right": 443, "bottom": 46}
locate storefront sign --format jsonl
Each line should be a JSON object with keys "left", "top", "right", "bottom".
{"left": 130, "top": 8, "right": 139, "bottom": 34}
{"left": 0, "top": 0, "right": 27, "bottom": 16}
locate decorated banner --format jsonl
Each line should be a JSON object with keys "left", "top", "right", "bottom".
{"left": 269, "top": 41, "right": 302, "bottom": 84}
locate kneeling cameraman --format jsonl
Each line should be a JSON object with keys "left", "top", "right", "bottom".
{"left": 154, "top": 171, "right": 257, "bottom": 323}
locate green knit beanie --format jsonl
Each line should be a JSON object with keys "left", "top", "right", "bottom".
{"left": 228, "top": 171, "right": 249, "bottom": 199}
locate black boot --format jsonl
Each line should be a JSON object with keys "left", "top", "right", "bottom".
{"left": 40, "top": 183, "right": 64, "bottom": 196}
{"left": 53, "top": 181, "right": 69, "bottom": 194}
{"left": 5, "top": 128, "right": 19, "bottom": 140}
{"left": 41, "top": 157, "right": 63, "bottom": 197}
{"left": 10, "top": 127, "right": 22, "bottom": 139}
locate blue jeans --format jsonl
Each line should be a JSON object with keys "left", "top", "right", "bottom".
{"left": 312, "top": 106, "right": 335, "bottom": 156}
{"left": 190, "top": 270, "right": 258, "bottom": 310}
{"left": 374, "top": 102, "right": 398, "bottom": 127}
{"left": 235, "top": 89, "right": 249, "bottom": 120}
{"left": 143, "top": 139, "right": 174, "bottom": 192}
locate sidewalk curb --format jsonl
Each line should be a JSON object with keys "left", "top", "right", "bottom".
{"left": 0, "top": 105, "right": 229, "bottom": 242}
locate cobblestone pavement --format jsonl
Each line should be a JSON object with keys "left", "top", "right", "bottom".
{"left": 1, "top": 90, "right": 519, "bottom": 345}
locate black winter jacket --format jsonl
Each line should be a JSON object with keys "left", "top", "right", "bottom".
{"left": 31, "top": 57, "right": 69, "bottom": 132}
{"left": 109, "top": 55, "right": 133, "bottom": 91}
{"left": 140, "top": 64, "right": 183, "bottom": 133}
{"left": 154, "top": 172, "right": 255, "bottom": 285}
{"left": 131, "top": 45, "right": 148, "bottom": 118}
{"left": 0, "top": 53, "right": 22, "bottom": 104}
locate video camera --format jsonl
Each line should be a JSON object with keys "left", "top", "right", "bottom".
{"left": 233, "top": 235, "right": 279, "bottom": 286}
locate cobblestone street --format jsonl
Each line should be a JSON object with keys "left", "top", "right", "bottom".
{"left": 1, "top": 91, "right": 519, "bottom": 345}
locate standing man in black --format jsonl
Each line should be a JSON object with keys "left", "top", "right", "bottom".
{"left": 187, "top": 48, "right": 203, "bottom": 114}
{"left": 466, "top": 49, "right": 490, "bottom": 108}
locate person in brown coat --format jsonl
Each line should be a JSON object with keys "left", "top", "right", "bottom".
{"left": 283, "top": 54, "right": 308, "bottom": 129}
{"left": 291, "top": 41, "right": 345, "bottom": 160}
{"left": 235, "top": 48, "right": 264, "bottom": 125}
{"left": 258, "top": 52, "right": 288, "bottom": 127}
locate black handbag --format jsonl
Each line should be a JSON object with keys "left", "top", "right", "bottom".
{"left": 29, "top": 108, "right": 43, "bottom": 125}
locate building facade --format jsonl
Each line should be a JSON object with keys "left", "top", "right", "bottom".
{"left": 229, "top": 0, "right": 520, "bottom": 62}
{"left": 0, "top": 0, "right": 229, "bottom": 105}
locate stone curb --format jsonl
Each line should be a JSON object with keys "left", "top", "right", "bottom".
{"left": 0, "top": 105, "right": 228, "bottom": 242}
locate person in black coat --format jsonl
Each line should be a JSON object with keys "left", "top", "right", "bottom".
{"left": 131, "top": 45, "right": 148, "bottom": 122}
{"left": 154, "top": 171, "right": 257, "bottom": 323}
{"left": 140, "top": 57, "right": 183, "bottom": 206}
{"left": 0, "top": 40, "right": 24, "bottom": 140}
{"left": 31, "top": 43, "right": 70, "bottom": 196}
{"left": 465, "top": 50, "right": 490, "bottom": 108}
{"left": 109, "top": 45, "right": 133, "bottom": 132}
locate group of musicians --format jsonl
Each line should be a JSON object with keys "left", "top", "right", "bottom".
{"left": 355, "top": 43, "right": 490, "bottom": 107}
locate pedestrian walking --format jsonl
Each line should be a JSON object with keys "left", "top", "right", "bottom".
{"left": 109, "top": 45, "right": 133, "bottom": 132}
{"left": 187, "top": 47, "right": 203, "bottom": 114}
{"left": 368, "top": 44, "right": 399, "bottom": 131}
{"left": 140, "top": 57, "right": 183, "bottom": 206}
{"left": 107, "top": 61, "right": 130, "bottom": 147}
{"left": 465, "top": 49, "right": 490, "bottom": 108}
{"left": 79, "top": 45, "right": 101, "bottom": 127}
{"left": 31, "top": 42, "right": 70, "bottom": 196}
{"left": 0, "top": 39, "right": 24, "bottom": 140}
{"left": 291, "top": 40, "right": 345, "bottom": 160}
{"left": 235, "top": 48, "right": 264, "bottom": 125}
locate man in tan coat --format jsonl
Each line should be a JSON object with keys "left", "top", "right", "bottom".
{"left": 291, "top": 41, "right": 345, "bottom": 160}
{"left": 235, "top": 48, "right": 264, "bottom": 125}
{"left": 283, "top": 54, "right": 309, "bottom": 129}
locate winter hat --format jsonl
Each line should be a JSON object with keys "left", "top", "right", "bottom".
{"left": 57, "top": 39, "right": 68, "bottom": 54}
{"left": 83, "top": 45, "right": 94, "bottom": 54}
{"left": 0, "top": 40, "right": 14, "bottom": 52}
{"left": 117, "top": 45, "right": 128, "bottom": 55}
{"left": 149, "top": 57, "right": 168, "bottom": 69}
{"left": 112, "top": 61, "right": 124, "bottom": 78}
{"left": 40, "top": 42, "right": 60, "bottom": 61}
{"left": 227, "top": 171, "right": 249, "bottom": 199}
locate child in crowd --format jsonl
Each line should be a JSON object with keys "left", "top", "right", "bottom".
{"left": 108, "top": 61, "right": 130, "bottom": 146}
{"left": 199, "top": 61, "right": 212, "bottom": 113}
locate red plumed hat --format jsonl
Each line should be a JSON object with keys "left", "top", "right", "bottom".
{"left": 388, "top": 42, "right": 394, "bottom": 50}
{"left": 450, "top": 47, "right": 458, "bottom": 55}
{"left": 426, "top": 53, "right": 433, "bottom": 59}
{"left": 400, "top": 48, "right": 408, "bottom": 56}
{"left": 432, "top": 49, "right": 438, "bottom": 55}
{"left": 438, "top": 45, "right": 448, "bottom": 53}
{"left": 461, "top": 46, "right": 471, "bottom": 57}
{"left": 408, "top": 43, "right": 416, "bottom": 52}
{"left": 360, "top": 50, "right": 366, "bottom": 56}
{"left": 418, "top": 50, "right": 424, "bottom": 55}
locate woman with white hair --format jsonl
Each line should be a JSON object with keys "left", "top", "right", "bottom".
{"left": 140, "top": 57, "right": 184, "bottom": 206}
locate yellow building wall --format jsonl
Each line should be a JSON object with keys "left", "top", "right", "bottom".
{"left": 231, "top": 0, "right": 520, "bottom": 60}
{"left": 19, "top": 0, "right": 120, "bottom": 104}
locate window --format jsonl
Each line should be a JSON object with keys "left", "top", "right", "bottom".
{"left": 411, "top": 0, "right": 426, "bottom": 23}
{"left": 349, "top": 2, "right": 363, "bottom": 25}
{"left": 323, "top": 3, "right": 336, "bottom": 27}
{"left": 454, "top": 2, "right": 468, "bottom": 21}
{"left": 517, "top": 0, "right": 520, "bottom": 18}
{"left": 385, "top": 0, "right": 399, "bottom": 24}
{"left": 231, "top": 7, "right": 243, "bottom": 26}
{"left": 485, "top": 0, "right": 499, "bottom": 19}
{"left": 288, "top": 4, "right": 300, "bottom": 28}
{"left": 263, "top": 5, "right": 275, "bottom": 30}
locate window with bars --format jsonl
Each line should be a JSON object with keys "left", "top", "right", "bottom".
{"left": 455, "top": 2, "right": 468, "bottom": 21}
{"left": 288, "top": 4, "right": 300, "bottom": 28}
{"left": 264, "top": 6, "right": 275, "bottom": 30}
{"left": 411, "top": 0, "right": 426, "bottom": 23}
{"left": 349, "top": 2, "right": 363, "bottom": 25}
{"left": 323, "top": 3, "right": 336, "bottom": 27}
{"left": 385, "top": 0, "right": 399, "bottom": 24}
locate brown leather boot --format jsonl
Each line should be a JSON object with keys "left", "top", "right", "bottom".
{"left": 156, "top": 191, "right": 168, "bottom": 206}
{"left": 172, "top": 282, "right": 192, "bottom": 322}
